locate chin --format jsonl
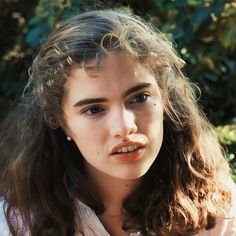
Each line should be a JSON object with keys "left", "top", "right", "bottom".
{"left": 112, "top": 169, "right": 149, "bottom": 180}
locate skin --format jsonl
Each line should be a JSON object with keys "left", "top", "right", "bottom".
{"left": 62, "top": 54, "right": 164, "bottom": 181}
{"left": 62, "top": 54, "right": 164, "bottom": 235}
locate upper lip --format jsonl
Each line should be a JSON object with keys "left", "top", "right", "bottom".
{"left": 110, "top": 141, "right": 146, "bottom": 155}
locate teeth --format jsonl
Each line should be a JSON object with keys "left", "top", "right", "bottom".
{"left": 117, "top": 145, "right": 139, "bottom": 153}
{"left": 128, "top": 146, "right": 134, "bottom": 151}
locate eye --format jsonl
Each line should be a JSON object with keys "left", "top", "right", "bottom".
{"left": 82, "top": 106, "right": 105, "bottom": 116}
{"left": 130, "top": 93, "right": 150, "bottom": 104}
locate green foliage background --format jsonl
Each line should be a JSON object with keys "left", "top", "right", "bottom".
{"left": 0, "top": 0, "right": 236, "bottom": 180}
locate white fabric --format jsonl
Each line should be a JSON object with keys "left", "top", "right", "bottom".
{"left": 75, "top": 200, "right": 142, "bottom": 236}
{"left": 0, "top": 201, "right": 9, "bottom": 236}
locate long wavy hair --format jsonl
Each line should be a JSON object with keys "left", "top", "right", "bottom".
{"left": 0, "top": 9, "right": 232, "bottom": 236}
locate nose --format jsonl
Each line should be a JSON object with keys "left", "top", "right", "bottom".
{"left": 109, "top": 106, "right": 138, "bottom": 139}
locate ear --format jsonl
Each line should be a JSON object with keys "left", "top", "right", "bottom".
{"left": 60, "top": 119, "right": 73, "bottom": 140}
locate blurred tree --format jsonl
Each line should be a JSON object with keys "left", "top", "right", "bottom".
{"left": 0, "top": 0, "right": 38, "bottom": 114}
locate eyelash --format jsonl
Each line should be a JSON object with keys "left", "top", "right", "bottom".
{"left": 82, "top": 93, "right": 150, "bottom": 116}
{"left": 129, "top": 93, "right": 150, "bottom": 104}
{"left": 82, "top": 106, "right": 105, "bottom": 115}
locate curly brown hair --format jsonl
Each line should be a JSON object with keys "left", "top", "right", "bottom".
{"left": 0, "top": 9, "right": 231, "bottom": 236}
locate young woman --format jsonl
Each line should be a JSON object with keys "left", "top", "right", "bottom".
{"left": 0, "top": 9, "right": 236, "bottom": 236}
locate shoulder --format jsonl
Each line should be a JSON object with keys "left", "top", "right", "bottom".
{"left": 196, "top": 178, "right": 236, "bottom": 236}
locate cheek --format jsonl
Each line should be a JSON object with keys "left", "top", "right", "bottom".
{"left": 73, "top": 135, "right": 101, "bottom": 163}
{"left": 69, "top": 119, "right": 105, "bottom": 156}
{"left": 138, "top": 102, "right": 163, "bottom": 131}
{"left": 138, "top": 103, "right": 164, "bottom": 148}
{"left": 69, "top": 117, "right": 100, "bottom": 139}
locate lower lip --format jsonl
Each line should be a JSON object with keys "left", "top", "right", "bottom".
{"left": 111, "top": 148, "right": 144, "bottom": 163}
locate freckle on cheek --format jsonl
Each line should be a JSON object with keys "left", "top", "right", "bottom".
{"left": 149, "top": 101, "right": 157, "bottom": 106}
{"left": 96, "top": 152, "right": 100, "bottom": 155}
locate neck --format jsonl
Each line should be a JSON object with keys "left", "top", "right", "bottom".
{"left": 85, "top": 164, "right": 141, "bottom": 215}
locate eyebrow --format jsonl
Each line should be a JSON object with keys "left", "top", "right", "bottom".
{"left": 73, "top": 82, "right": 152, "bottom": 107}
{"left": 123, "top": 82, "right": 151, "bottom": 97}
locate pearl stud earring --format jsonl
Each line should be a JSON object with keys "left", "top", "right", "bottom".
{"left": 66, "top": 136, "right": 71, "bottom": 141}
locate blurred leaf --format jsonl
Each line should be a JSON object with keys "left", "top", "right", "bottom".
{"left": 217, "top": 14, "right": 236, "bottom": 50}
{"left": 175, "top": 0, "right": 186, "bottom": 7}
{"left": 225, "top": 60, "right": 236, "bottom": 74}
{"left": 183, "top": 20, "right": 194, "bottom": 44}
{"left": 217, "top": 124, "right": 236, "bottom": 145}
{"left": 170, "top": 28, "right": 184, "bottom": 39}
{"left": 186, "top": 0, "right": 206, "bottom": 7}
{"left": 225, "top": 153, "right": 235, "bottom": 162}
{"left": 26, "top": 24, "right": 49, "bottom": 48}
{"left": 72, "top": 0, "right": 82, "bottom": 4}
{"left": 203, "top": 70, "right": 219, "bottom": 82}
{"left": 191, "top": 7, "right": 211, "bottom": 26}
{"left": 29, "top": 16, "right": 42, "bottom": 26}
{"left": 153, "top": 0, "right": 165, "bottom": 7}
{"left": 211, "top": 0, "right": 225, "bottom": 15}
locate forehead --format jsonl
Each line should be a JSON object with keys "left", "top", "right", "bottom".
{"left": 80, "top": 55, "right": 140, "bottom": 76}
{"left": 72, "top": 54, "right": 152, "bottom": 79}
{"left": 63, "top": 55, "right": 157, "bottom": 98}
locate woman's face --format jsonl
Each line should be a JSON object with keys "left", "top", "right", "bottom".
{"left": 62, "top": 55, "right": 164, "bottom": 180}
